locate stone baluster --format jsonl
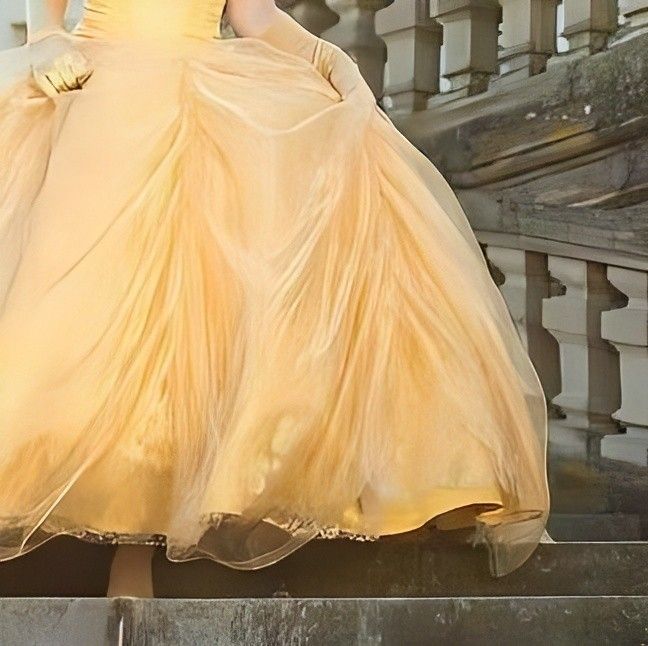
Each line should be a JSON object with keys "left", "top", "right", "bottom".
{"left": 278, "top": 0, "right": 340, "bottom": 35}
{"left": 375, "top": 1, "right": 443, "bottom": 113}
{"left": 322, "top": 0, "right": 394, "bottom": 99}
{"left": 497, "top": 0, "right": 558, "bottom": 82}
{"left": 429, "top": 0, "right": 501, "bottom": 101}
{"left": 484, "top": 247, "right": 528, "bottom": 339}
{"left": 484, "top": 247, "right": 562, "bottom": 408}
{"left": 559, "top": 0, "right": 617, "bottom": 56}
{"left": 541, "top": 257, "right": 630, "bottom": 540}
{"left": 542, "top": 257, "right": 626, "bottom": 433}
{"left": 600, "top": 268, "right": 648, "bottom": 467}
{"left": 618, "top": 0, "right": 648, "bottom": 31}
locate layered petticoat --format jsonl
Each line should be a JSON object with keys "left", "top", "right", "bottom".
{"left": 0, "top": 31, "right": 549, "bottom": 577}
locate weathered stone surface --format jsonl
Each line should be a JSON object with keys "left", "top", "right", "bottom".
{"left": 0, "top": 598, "right": 116, "bottom": 646}
{"left": 392, "top": 33, "right": 648, "bottom": 260}
{"left": 2, "top": 541, "right": 647, "bottom": 643}
{"left": 1, "top": 595, "right": 647, "bottom": 645}
{"left": 128, "top": 597, "right": 648, "bottom": 645}
{"left": 397, "top": 33, "right": 648, "bottom": 178}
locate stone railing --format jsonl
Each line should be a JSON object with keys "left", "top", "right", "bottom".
{"left": 481, "top": 238, "right": 648, "bottom": 465}
{"left": 478, "top": 234, "right": 648, "bottom": 538}
{"left": 280, "top": 0, "right": 648, "bottom": 111}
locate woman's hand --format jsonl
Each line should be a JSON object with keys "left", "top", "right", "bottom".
{"left": 29, "top": 31, "right": 93, "bottom": 98}
{"left": 251, "top": 9, "right": 369, "bottom": 101}
{"left": 227, "top": 1, "right": 373, "bottom": 102}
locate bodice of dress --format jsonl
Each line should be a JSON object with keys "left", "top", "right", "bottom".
{"left": 73, "top": 0, "right": 227, "bottom": 41}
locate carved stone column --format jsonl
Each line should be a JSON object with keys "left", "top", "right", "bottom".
{"left": 542, "top": 258, "right": 630, "bottom": 538}
{"left": 497, "top": 0, "right": 558, "bottom": 82}
{"left": 600, "top": 267, "right": 648, "bottom": 467}
{"left": 323, "top": 0, "right": 395, "bottom": 99}
{"left": 559, "top": 0, "right": 617, "bottom": 56}
{"left": 618, "top": 0, "right": 648, "bottom": 31}
{"left": 375, "top": 1, "right": 443, "bottom": 113}
{"left": 484, "top": 247, "right": 561, "bottom": 408}
{"left": 430, "top": 0, "right": 501, "bottom": 100}
{"left": 542, "top": 257, "right": 625, "bottom": 432}
{"left": 484, "top": 248, "right": 528, "bottom": 339}
{"left": 277, "top": 0, "right": 340, "bottom": 35}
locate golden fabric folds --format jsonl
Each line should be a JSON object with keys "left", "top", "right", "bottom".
{"left": 0, "top": 1, "right": 550, "bottom": 578}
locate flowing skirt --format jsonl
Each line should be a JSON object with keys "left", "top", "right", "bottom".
{"left": 0, "top": 31, "right": 550, "bottom": 577}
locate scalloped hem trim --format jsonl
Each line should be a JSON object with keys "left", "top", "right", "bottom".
{"left": 11, "top": 513, "right": 383, "bottom": 551}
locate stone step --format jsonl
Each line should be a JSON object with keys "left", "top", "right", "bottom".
{"left": 1, "top": 535, "right": 647, "bottom": 598}
{"left": 1, "top": 539, "right": 647, "bottom": 644}
{"left": 151, "top": 539, "right": 648, "bottom": 599}
{"left": 547, "top": 512, "right": 643, "bottom": 541}
{"left": 1, "top": 595, "right": 647, "bottom": 645}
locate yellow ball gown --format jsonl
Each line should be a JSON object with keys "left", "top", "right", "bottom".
{"left": 0, "top": 0, "right": 550, "bottom": 577}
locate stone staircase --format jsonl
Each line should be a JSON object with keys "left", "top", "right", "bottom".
{"left": 1, "top": 535, "right": 647, "bottom": 644}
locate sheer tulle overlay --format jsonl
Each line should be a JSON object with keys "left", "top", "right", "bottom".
{"left": 0, "top": 1, "right": 549, "bottom": 577}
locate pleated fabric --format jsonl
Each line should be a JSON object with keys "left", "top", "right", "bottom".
{"left": 0, "top": 5, "right": 549, "bottom": 578}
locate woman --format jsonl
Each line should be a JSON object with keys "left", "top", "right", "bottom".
{"left": 0, "top": 0, "right": 550, "bottom": 596}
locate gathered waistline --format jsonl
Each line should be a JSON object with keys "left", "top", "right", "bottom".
{"left": 71, "top": 24, "right": 225, "bottom": 43}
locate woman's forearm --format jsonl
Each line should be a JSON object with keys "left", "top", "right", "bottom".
{"left": 253, "top": 9, "right": 368, "bottom": 101}
{"left": 46, "top": 0, "right": 68, "bottom": 26}
{"left": 242, "top": 6, "right": 319, "bottom": 64}
{"left": 227, "top": 1, "right": 370, "bottom": 102}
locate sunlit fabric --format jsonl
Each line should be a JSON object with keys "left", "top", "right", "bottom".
{"left": 0, "top": 0, "right": 550, "bottom": 577}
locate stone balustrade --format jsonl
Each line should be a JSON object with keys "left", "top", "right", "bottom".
{"left": 498, "top": 0, "right": 557, "bottom": 80}
{"left": 600, "top": 268, "right": 648, "bottom": 466}
{"left": 279, "top": 0, "right": 648, "bottom": 107}
{"left": 483, "top": 240, "right": 648, "bottom": 459}
{"left": 372, "top": 0, "right": 443, "bottom": 111}
{"left": 376, "top": 0, "right": 648, "bottom": 108}
{"left": 481, "top": 239, "right": 648, "bottom": 538}
{"left": 559, "top": 0, "right": 617, "bottom": 57}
